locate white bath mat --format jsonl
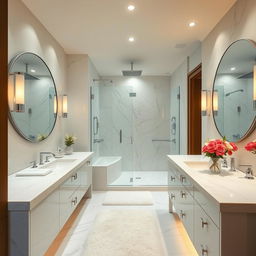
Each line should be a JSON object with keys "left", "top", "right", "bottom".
{"left": 83, "top": 209, "right": 167, "bottom": 256}
{"left": 102, "top": 191, "right": 154, "bottom": 205}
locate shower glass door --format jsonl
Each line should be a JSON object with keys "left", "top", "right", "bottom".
{"left": 99, "top": 80, "right": 134, "bottom": 186}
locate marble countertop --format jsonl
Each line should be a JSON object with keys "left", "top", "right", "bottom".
{"left": 8, "top": 152, "right": 94, "bottom": 211}
{"left": 168, "top": 155, "right": 256, "bottom": 210}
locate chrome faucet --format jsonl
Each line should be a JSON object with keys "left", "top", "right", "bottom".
{"left": 239, "top": 164, "right": 255, "bottom": 179}
{"left": 245, "top": 167, "right": 254, "bottom": 179}
{"left": 39, "top": 152, "right": 56, "bottom": 165}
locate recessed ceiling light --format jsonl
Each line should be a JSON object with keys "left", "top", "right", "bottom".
{"left": 129, "top": 37, "right": 135, "bottom": 42}
{"left": 189, "top": 21, "right": 196, "bottom": 27}
{"left": 128, "top": 5, "right": 135, "bottom": 11}
{"left": 30, "top": 69, "right": 36, "bottom": 73}
{"left": 230, "top": 67, "right": 236, "bottom": 71}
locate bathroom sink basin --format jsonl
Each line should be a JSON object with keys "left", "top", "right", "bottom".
{"left": 40, "top": 159, "right": 77, "bottom": 169}
{"left": 16, "top": 168, "right": 52, "bottom": 177}
{"left": 183, "top": 161, "right": 209, "bottom": 170}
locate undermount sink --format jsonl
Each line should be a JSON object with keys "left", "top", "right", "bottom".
{"left": 183, "top": 161, "right": 209, "bottom": 170}
{"left": 40, "top": 159, "right": 77, "bottom": 169}
{"left": 16, "top": 168, "right": 52, "bottom": 177}
{"left": 16, "top": 159, "right": 77, "bottom": 177}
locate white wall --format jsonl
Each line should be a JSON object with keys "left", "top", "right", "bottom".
{"left": 8, "top": 0, "right": 67, "bottom": 174}
{"left": 202, "top": 0, "right": 256, "bottom": 172}
{"left": 67, "top": 55, "right": 99, "bottom": 152}
{"left": 170, "top": 45, "right": 202, "bottom": 154}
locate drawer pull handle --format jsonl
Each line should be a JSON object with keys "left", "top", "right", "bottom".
{"left": 72, "top": 173, "right": 78, "bottom": 180}
{"left": 180, "top": 191, "right": 186, "bottom": 198}
{"left": 170, "top": 176, "right": 175, "bottom": 181}
{"left": 201, "top": 218, "right": 208, "bottom": 228}
{"left": 72, "top": 197, "right": 78, "bottom": 205}
{"left": 86, "top": 160, "right": 91, "bottom": 166}
{"left": 180, "top": 175, "right": 186, "bottom": 183}
{"left": 180, "top": 210, "right": 186, "bottom": 219}
{"left": 171, "top": 193, "right": 175, "bottom": 199}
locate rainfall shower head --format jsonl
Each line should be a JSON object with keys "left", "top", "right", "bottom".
{"left": 122, "top": 62, "right": 142, "bottom": 77}
{"left": 225, "top": 89, "right": 244, "bottom": 97}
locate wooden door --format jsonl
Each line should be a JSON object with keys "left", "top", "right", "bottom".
{"left": 0, "top": 0, "right": 8, "bottom": 254}
{"left": 188, "top": 64, "right": 202, "bottom": 155}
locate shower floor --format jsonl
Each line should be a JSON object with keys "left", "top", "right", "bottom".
{"left": 109, "top": 171, "right": 168, "bottom": 186}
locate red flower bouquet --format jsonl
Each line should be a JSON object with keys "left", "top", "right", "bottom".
{"left": 245, "top": 140, "right": 256, "bottom": 154}
{"left": 202, "top": 138, "right": 238, "bottom": 158}
{"left": 202, "top": 138, "right": 238, "bottom": 173}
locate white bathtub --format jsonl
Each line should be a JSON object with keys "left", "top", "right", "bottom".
{"left": 92, "top": 156, "right": 122, "bottom": 190}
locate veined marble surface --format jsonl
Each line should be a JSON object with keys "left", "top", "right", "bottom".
{"left": 8, "top": 152, "right": 93, "bottom": 210}
{"left": 99, "top": 76, "right": 171, "bottom": 174}
{"left": 168, "top": 155, "right": 256, "bottom": 207}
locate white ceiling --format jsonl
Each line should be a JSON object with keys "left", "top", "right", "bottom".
{"left": 21, "top": 0, "right": 236, "bottom": 76}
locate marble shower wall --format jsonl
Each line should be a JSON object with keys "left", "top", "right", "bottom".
{"left": 99, "top": 76, "right": 171, "bottom": 172}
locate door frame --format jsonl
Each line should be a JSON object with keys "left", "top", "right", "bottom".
{"left": 0, "top": 0, "right": 8, "bottom": 254}
{"left": 187, "top": 64, "right": 202, "bottom": 155}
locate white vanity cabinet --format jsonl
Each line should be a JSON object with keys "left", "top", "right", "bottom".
{"left": 168, "top": 155, "right": 256, "bottom": 256}
{"left": 9, "top": 152, "right": 93, "bottom": 256}
{"left": 59, "top": 161, "right": 91, "bottom": 227}
{"left": 168, "top": 160, "right": 220, "bottom": 256}
{"left": 194, "top": 203, "right": 219, "bottom": 256}
{"left": 30, "top": 190, "right": 60, "bottom": 256}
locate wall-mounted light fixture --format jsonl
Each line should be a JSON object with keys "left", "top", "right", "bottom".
{"left": 8, "top": 73, "right": 25, "bottom": 112}
{"left": 14, "top": 73, "right": 25, "bottom": 112}
{"left": 62, "top": 95, "right": 68, "bottom": 118}
{"left": 253, "top": 65, "right": 256, "bottom": 110}
{"left": 201, "top": 90, "right": 210, "bottom": 116}
{"left": 213, "top": 90, "right": 219, "bottom": 116}
{"left": 54, "top": 95, "right": 58, "bottom": 117}
{"left": 8, "top": 74, "right": 15, "bottom": 112}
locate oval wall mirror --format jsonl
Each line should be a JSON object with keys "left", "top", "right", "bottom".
{"left": 8, "top": 52, "right": 58, "bottom": 142}
{"left": 213, "top": 39, "right": 256, "bottom": 142}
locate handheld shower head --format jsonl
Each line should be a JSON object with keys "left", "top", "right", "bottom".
{"left": 122, "top": 62, "right": 142, "bottom": 77}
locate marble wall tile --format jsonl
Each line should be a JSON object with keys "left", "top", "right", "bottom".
{"left": 99, "top": 76, "right": 171, "bottom": 172}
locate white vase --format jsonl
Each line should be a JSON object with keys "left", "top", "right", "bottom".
{"left": 65, "top": 145, "right": 73, "bottom": 155}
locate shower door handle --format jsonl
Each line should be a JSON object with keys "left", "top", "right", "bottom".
{"left": 130, "top": 136, "right": 133, "bottom": 144}
{"left": 93, "top": 117, "right": 99, "bottom": 135}
{"left": 119, "top": 129, "right": 122, "bottom": 143}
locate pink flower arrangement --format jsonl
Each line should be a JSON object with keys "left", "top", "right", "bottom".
{"left": 245, "top": 140, "right": 256, "bottom": 154}
{"left": 202, "top": 138, "right": 238, "bottom": 158}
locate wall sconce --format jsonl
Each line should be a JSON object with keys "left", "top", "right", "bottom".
{"left": 201, "top": 90, "right": 210, "bottom": 116}
{"left": 54, "top": 95, "right": 57, "bottom": 117}
{"left": 213, "top": 90, "right": 219, "bottom": 116}
{"left": 8, "top": 74, "right": 15, "bottom": 112}
{"left": 8, "top": 73, "right": 25, "bottom": 112}
{"left": 253, "top": 65, "right": 256, "bottom": 110}
{"left": 62, "top": 95, "right": 68, "bottom": 118}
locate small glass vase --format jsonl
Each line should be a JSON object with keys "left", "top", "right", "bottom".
{"left": 209, "top": 157, "right": 221, "bottom": 173}
{"left": 65, "top": 145, "right": 73, "bottom": 155}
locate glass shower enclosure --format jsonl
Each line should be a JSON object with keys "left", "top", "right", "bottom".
{"left": 91, "top": 78, "right": 179, "bottom": 187}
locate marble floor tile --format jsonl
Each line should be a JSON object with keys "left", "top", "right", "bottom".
{"left": 56, "top": 191, "right": 198, "bottom": 256}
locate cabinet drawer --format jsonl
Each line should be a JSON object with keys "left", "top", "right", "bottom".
{"left": 194, "top": 203, "right": 220, "bottom": 256}
{"left": 168, "top": 168, "right": 182, "bottom": 188}
{"left": 175, "top": 189, "right": 194, "bottom": 241}
{"left": 60, "top": 188, "right": 81, "bottom": 227}
{"left": 30, "top": 190, "right": 60, "bottom": 256}
{"left": 194, "top": 186, "right": 220, "bottom": 227}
